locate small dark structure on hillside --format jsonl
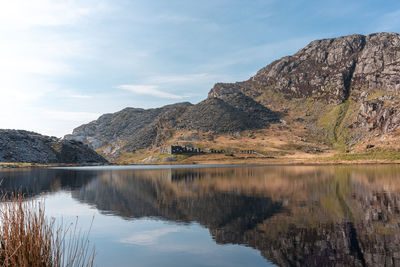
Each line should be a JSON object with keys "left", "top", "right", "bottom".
{"left": 209, "top": 149, "right": 225, "bottom": 154}
{"left": 163, "top": 145, "right": 261, "bottom": 155}
{"left": 165, "top": 145, "right": 204, "bottom": 155}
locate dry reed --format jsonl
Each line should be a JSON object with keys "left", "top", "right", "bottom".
{"left": 0, "top": 193, "right": 95, "bottom": 267}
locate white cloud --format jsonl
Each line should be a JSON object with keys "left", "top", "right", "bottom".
{"left": 0, "top": 0, "right": 93, "bottom": 30}
{"left": 58, "top": 90, "right": 93, "bottom": 99}
{"left": 117, "top": 85, "right": 184, "bottom": 99}
{"left": 145, "top": 73, "right": 212, "bottom": 84}
{"left": 119, "top": 224, "right": 218, "bottom": 254}
{"left": 120, "top": 227, "right": 181, "bottom": 246}
{"left": 69, "top": 94, "right": 92, "bottom": 99}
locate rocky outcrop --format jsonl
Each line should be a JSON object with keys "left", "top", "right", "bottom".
{"left": 0, "top": 130, "right": 107, "bottom": 164}
{"left": 65, "top": 102, "right": 193, "bottom": 156}
{"left": 352, "top": 33, "right": 400, "bottom": 92}
{"left": 209, "top": 33, "right": 400, "bottom": 105}
{"left": 209, "top": 34, "right": 368, "bottom": 104}
{"left": 66, "top": 103, "right": 192, "bottom": 149}
{"left": 356, "top": 97, "right": 400, "bottom": 133}
{"left": 177, "top": 92, "right": 280, "bottom": 133}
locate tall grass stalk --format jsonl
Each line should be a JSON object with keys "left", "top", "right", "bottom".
{"left": 0, "top": 193, "right": 95, "bottom": 267}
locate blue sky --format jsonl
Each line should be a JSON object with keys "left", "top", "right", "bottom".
{"left": 1, "top": 0, "right": 400, "bottom": 136}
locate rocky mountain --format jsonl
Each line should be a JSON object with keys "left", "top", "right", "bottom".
{"left": 66, "top": 102, "right": 193, "bottom": 156}
{"left": 67, "top": 92, "right": 280, "bottom": 159}
{"left": 209, "top": 33, "right": 400, "bottom": 101}
{"left": 209, "top": 33, "right": 400, "bottom": 145}
{"left": 0, "top": 130, "right": 107, "bottom": 164}
{"left": 67, "top": 32, "right": 400, "bottom": 162}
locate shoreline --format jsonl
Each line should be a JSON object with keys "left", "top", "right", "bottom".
{"left": 0, "top": 162, "right": 108, "bottom": 169}
{"left": 2, "top": 157, "right": 400, "bottom": 169}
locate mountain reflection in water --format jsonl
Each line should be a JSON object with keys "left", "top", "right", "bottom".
{"left": 1, "top": 165, "right": 400, "bottom": 266}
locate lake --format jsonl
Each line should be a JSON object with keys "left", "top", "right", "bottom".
{"left": 0, "top": 164, "right": 399, "bottom": 266}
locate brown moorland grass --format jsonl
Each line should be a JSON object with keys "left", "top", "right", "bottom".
{"left": 0, "top": 193, "right": 95, "bottom": 267}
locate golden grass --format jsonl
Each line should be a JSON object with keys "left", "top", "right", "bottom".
{"left": 0, "top": 193, "right": 95, "bottom": 267}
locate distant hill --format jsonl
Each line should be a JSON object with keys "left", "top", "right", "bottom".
{"left": 65, "top": 102, "right": 193, "bottom": 158}
{"left": 66, "top": 95, "right": 280, "bottom": 159}
{"left": 0, "top": 130, "right": 107, "bottom": 164}
{"left": 66, "top": 32, "right": 400, "bottom": 163}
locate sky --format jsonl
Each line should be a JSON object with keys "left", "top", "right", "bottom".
{"left": 1, "top": 0, "right": 400, "bottom": 137}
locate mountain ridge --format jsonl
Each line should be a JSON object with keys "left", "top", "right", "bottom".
{"left": 66, "top": 32, "right": 400, "bottom": 163}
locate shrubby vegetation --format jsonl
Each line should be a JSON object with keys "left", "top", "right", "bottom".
{"left": 0, "top": 193, "right": 95, "bottom": 267}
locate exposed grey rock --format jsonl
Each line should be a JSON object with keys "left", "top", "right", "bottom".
{"left": 141, "top": 156, "right": 160, "bottom": 163}
{"left": 69, "top": 102, "right": 193, "bottom": 157}
{"left": 353, "top": 33, "right": 400, "bottom": 92}
{"left": 209, "top": 34, "right": 369, "bottom": 104}
{"left": 164, "top": 156, "right": 177, "bottom": 162}
{"left": 356, "top": 99, "right": 400, "bottom": 133}
{"left": 280, "top": 119, "right": 289, "bottom": 125}
{"left": 178, "top": 92, "right": 280, "bottom": 133}
{"left": 209, "top": 33, "right": 400, "bottom": 106}
{"left": 0, "top": 130, "right": 107, "bottom": 164}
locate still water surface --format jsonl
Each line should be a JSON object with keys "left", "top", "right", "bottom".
{"left": 1, "top": 164, "right": 400, "bottom": 266}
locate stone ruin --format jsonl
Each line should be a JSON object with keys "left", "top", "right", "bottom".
{"left": 162, "top": 145, "right": 258, "bottom": 155}
{"left": 163, "top": 145, "right": 204, "bottom": 155}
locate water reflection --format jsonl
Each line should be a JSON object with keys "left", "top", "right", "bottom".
{"left": 1, "top": 165, "right": 400, "bottom": 266}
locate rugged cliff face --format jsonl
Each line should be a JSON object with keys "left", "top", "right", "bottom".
{"left": 210, "top": 34, "right": 366, "bottom": 103}
{"left": 67, "top": 32, "right": 400, "bottom": 161}
{"left": 0, "top": 130, "right": 107, "bottom": 164}
{"left": 177, "top": 92, "right": 280, "bottom": 133}
{"left": 209, "top": 33, "right": 400, "bottom": 102}
{"left": 208, "top": 32, "right": 400, "bottom": 147}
